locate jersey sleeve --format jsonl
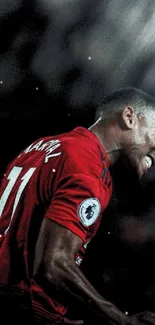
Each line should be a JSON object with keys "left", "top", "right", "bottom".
{"left": 44, "top": 172, "right": 104, "bottom": 241}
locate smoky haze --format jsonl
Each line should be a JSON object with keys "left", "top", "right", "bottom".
{"left": 1, "top": 0, "right": 155, "bottom": 114}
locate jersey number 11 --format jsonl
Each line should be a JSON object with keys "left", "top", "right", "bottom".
{"left": 0, "top": 166, "right": 36, "bottom": 234}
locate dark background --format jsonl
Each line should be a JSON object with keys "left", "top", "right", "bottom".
{"left": 1, "top": 0, "right": 155, "bottom": 318}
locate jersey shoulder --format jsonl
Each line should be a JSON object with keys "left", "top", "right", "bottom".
{"left": 59, "top": 128, "right": 106, "bottom": 179}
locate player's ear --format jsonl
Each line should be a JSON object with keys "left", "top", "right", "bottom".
{"left": 121, "top": 106, "right": 136, "bottom": 129}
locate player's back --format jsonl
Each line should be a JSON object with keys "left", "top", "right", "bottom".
{"left": 0, "top": 133, "right": 64, "bottom": 286}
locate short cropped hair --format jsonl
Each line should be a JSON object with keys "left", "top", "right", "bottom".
{"left": 95, "top": 87, "right": 155, "bottom": 120}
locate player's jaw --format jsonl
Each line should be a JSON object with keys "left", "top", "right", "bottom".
{"left": 122, "top": 150, "right": 155, "bottom": 179}
{"left": 135, "top": 153, "right": 155, "bottom": 178}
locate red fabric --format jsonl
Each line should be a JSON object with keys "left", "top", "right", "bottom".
{"left": 0, "top": 127, "right": 112, "bottom": 322}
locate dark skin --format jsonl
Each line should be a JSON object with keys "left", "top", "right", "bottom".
{"left": 33, "top": 219, "right": 155, "bottom": 325}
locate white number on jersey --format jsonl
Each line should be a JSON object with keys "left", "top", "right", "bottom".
{"left": 0, "top": 166, "right": 36, "bottom": 234}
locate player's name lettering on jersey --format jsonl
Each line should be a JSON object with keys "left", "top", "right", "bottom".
{"left": 24, "top": 139, "right": 61, "bottom": 163}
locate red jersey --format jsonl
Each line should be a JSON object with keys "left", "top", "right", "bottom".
{"left": 0, "top": 127, "right": 112, "bottom": 323}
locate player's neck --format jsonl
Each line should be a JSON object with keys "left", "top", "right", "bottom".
{"left": 88, "top": 120, "right": 122, "bottom": 166}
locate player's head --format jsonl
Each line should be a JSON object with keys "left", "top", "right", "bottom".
{"left": 95, "top": 87, "right": 155, "bottom": 178}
